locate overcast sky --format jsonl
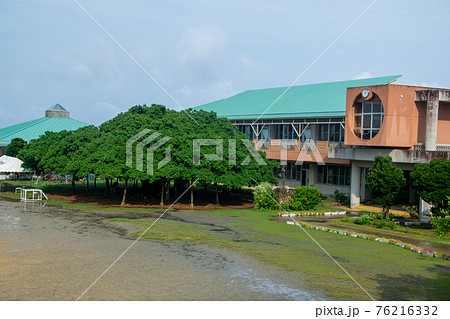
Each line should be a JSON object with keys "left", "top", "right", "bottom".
{"left": 0, "top": 0, "right": 449, "bottom": 127}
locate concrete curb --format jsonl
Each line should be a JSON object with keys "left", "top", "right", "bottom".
{"left": 279, "top": 211, "right": 346, "bottom": 217}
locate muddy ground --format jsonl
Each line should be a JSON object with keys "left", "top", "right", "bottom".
{"left": 0, "top": 198, "right": 324, "bottom": 301}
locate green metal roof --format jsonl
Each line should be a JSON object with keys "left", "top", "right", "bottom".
{"left": 0, "top": 117, "right": 90, "bottom": 146}
{"left": 195, "top": 75, "right": 401, "bottom": 120}
{"left": 47, "top": 103, "right": 69, "bottom": 111}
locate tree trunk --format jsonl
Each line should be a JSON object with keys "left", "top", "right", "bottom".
{"left": 160, "top": 178, "right": 165, "bottom": 208}
{"left": 105, "top": 177, "right": 110, "bottom": 195}
{"left": 121, "top": 179, "right": 128, "bottom": 206}
{"left": 166, "top": 179, "right": 170, "bottom": 201}
{"left": 383, "top": 206, "right": 390, "bottom": 220}
{"left": 174, "top": 180, "right": 178, "bottom": 199}
{"left": 94, "top": 177, "right": 97, "bottom": 190}
{"left": 86, "top": 175, "right": 89, "bottom": 191}
{"left": 71, "top": 180, "right": 76, "bottom": 194}
{"left": 214, "top": 182, "right": 219, "bottom": 205}
{"left": 190, "top": 179, "right": 194, "bottom": 208}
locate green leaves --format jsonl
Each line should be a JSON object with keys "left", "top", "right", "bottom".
{"left": 289, "top": 186, "right": 321, "bottom": 211}
{"left": 5, "top": 137, "right": 26, "bottom": 157}
{"left": 365, "top": 156, "right": 406, "bottom": 216}
{"left": 411, "top": 158, "right": 450, "bottom": 214}
{"left": 17, "top": 104, "right": 278, "bottom": 192}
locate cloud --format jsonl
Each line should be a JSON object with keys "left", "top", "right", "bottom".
{"left": 353, "top": 72, "right": 373, "bottom": 80}
{"left": 47, "top": 44, "right": 122, "bottom": 90}
{"left": 177, "top": 25, "right": 229, "bottom": 82}
{"left": 178, "top": 78, "right": 238, "bottom": 106}
{"left": 179, "top": 25, "right": 228, "bottom": 62}
{"left": 418, "top": 82, "right": 441, "bottom": 88}
{"left": 69, "top": 62, "right": 94, "bottom": 79}
{"left": 85, "top": 102, "right": 121, "bottom": 125}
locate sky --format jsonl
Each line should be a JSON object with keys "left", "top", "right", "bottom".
{"left": 0, "top": 0, "right": 449, "bottom": 128}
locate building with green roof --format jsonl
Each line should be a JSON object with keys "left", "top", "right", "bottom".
{"left": 0, "top": 103, "right": 90, "bottom": 155}
{"left": 195, "top": 75, "right": 450, "bottom": 212}
{"left": 196, "top": 75, "right": 400, "bottom": 120}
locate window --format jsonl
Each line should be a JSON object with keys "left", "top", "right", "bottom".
{"left": 276, "top": 124, "right": 299, "bottom": 140}
{"left": 353, "top": 94, "right": 384, "bottom": 140}
{"left": 317, "top": 164, "right": 350, "bottom": 186}
{"left": 318, "top": 124, "right": 344, "bottom": 142}
{"left": 275, "top": 161, "right": 304, "bottom": 181}
{"left": 260, "top": 127, "right": 269, "bottom": 140}
{"left": 300, "top": 124, "right": 311, "bottom": 142}
{"left": 237, "top": 125, "right": 256, "bottom": 140}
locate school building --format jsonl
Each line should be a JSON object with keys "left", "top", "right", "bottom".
{"left": 195, "top": 75, "right": 450, "bottom": 208}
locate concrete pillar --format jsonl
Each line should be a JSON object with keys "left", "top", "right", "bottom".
{"left": 350, "top": 162, "right": 361, "bottom": 208}
{"left": 309, "top": 164, "right": 316, "bottom": 186}
{"left": 419, "top": 197, "right": 432, "bottom": 223}
{"left": 425, "top": 99, "right": 439, "bottom": 151}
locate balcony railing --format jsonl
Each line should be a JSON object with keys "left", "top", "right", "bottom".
{"left": 328, "top": 143, "right": 450, "bottom": 164}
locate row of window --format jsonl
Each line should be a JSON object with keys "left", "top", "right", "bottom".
{"left": 237, "top": 93, "right": 385, "bottom": 143}
{"left": 237, "top": 124, "right": 342, "bottom": 142}
{"left": 273, "top": 162, "right": 351, "bottom": 187}
{"left": 317, "top": 165, "right": 351, "bottom": 186}
{"left": 274, "top": 162, "right": 309, "bottom": 181}
{"left": 238, "top": 125, "right": 257, "bottom": 140}
{"left": 274, "top": 124, "right": 311, "bottom": 141}
{"left": 318, "top": 123, "right": 345, "bottom": 143}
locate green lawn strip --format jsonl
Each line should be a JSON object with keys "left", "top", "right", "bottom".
{"left": 330, "top": 219, "right": 450, "bottom": 246}
{"left": 108, "top": 209, "right": 450, "bottom": 300}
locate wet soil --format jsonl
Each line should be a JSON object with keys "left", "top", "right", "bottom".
{"left": 0, "top": 198, "right": 324, "bottom": 301}
{"left": 46, "top": 187, "right": 255, "bottom": 210}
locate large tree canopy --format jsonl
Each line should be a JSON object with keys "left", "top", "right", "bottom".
{"left": 411, "top": 158, "right": 450, "bottom": 214}
{"left": 17, "top": 104, "right": 278, "bottom": 204}
{"left": 365, "top": 155, "right": 406, "bottom": 218}
{"left": 5, "top": 137, "right": 26, "bottom": 157}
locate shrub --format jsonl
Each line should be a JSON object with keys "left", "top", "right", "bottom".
{"left": 431, "top": 201, "right": 450, "bottom": 238}
{"left": 405, "top": 205, "right": 419, "bottom": 219}
{"left": 353, "top": 215, "right": 371, "bottom": 225}
{"left": 333, "top": 190, "right": 350, "bottom": 204}
{"left": 289, "top": 186, "right": 321, "bottom": 211}
{"left": 345, "top": 214, "right": 398, "bottom": 230}
{"left": 253, "top": 182, "right": 278, "bottom": 210}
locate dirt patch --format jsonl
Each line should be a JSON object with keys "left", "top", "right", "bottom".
{"left": 47, "top": 188, "right": 255, "bottom": 211}
{"left": 426, "top": 265, "right": 450, "bottom": 273}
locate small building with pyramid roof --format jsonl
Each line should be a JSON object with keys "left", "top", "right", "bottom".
{"left": 0, "top": 103, "right": 90, "bottom": 155}
{"left": 45, "top": 103, "right": 70, "bottom": 118}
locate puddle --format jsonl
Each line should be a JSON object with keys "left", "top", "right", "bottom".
{"left": 230, "top": 267, "right": 325, "bottom": 300}
{"left": 0, "top": 198, "right": 325, "bottom": 300}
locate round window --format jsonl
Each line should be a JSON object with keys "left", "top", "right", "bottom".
{"left": 353, "top": 93, "right": 384, "bottom": 140}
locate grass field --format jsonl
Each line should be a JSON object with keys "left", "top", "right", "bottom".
{"left": 2, "top": 181, "right": 449, "bottom": 300}
{"left": 108, "top": 209, "right": 450, "bottom": 301}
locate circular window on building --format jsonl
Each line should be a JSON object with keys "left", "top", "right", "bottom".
{"left": 353, "top": 93, "right": 384, "bottom": 140}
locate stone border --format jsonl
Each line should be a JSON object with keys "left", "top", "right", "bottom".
{"left": 286, "top": 219, "right": 449, "bottom": 260}
{"left": 278, "top": 211, "right": 346, "bottom": 217}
